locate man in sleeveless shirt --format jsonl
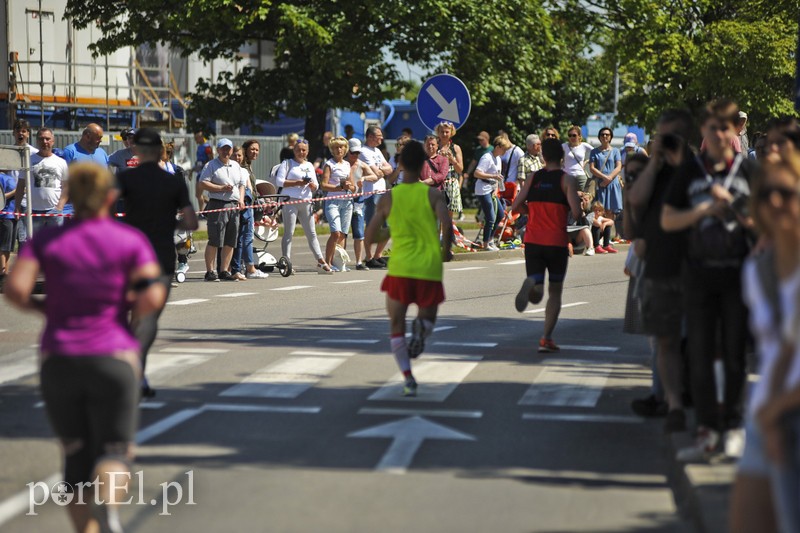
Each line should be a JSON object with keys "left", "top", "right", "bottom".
{"left": 365, "top": 140, "right": 453, "bottom": 396}
{"left": 511, "top": 138, "right": 583, "bottom": 353}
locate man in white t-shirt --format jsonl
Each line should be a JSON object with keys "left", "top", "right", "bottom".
{"left": 359, "top": 126, "right": 393, "bottom": 269}
{"left": 14, "top": 128, "right": 69, "bottom": 236}
{"left": 199, "top": 138, "right": 246, "bottom": 282}
{"left": 9, "top": 119, "right": 38, "bottom": 244}
{"left": 500, "top": 135, "right": 525, "bottom": 185}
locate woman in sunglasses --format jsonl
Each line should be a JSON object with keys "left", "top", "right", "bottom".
{"left": 435, "top": 121, "right": 464, "bottom": 219}
{"left": 562, "top": 125, "right": 594, "bottom": 194}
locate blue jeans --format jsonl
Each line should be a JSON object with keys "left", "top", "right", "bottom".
{"left": 364, "top": 194, "right": 381, "bottom": 226}
{"left": 476, "top": 194, "right": 503, "bottom": 243}
{"left": 231, "top": 210, "right": 254, "bottom": 273}
{"left": 770, "top": 412, "right": 800, "bottom": 533}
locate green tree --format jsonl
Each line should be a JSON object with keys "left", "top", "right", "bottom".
{"left": 65, "top": 0, "right": 458, "bottom": 146}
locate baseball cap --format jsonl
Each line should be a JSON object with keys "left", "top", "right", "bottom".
{"left": 738, "top": 111, "right": 748, "bottom": 120}
{"left": 623, "top": 132, "right": 638, "bottom": 148}
{"left": 348, "top": 138, "right": 362, "bottom": 153}
{"left": 132, "top": 127, "right": 161, "bottom": 147}
{"left": 217, "top": 138, "right": 233, "bottom": 149}
{"left": 121, "top": 127, "right": 136, "bottom": 138}
{"left": 477, "top": 131, "right": 490, "bottom": 141}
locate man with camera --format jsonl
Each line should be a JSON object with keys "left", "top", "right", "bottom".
{"left": 662, "top": 100, "right": 756, "bottom": 460}
{"left": 627, "top": 109, "right": 695, "bottom": 433}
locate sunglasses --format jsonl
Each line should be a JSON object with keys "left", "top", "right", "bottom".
{"left": 758, "top": 186, "right": 799, "bottom": 203}
{"left": 295, "top": 139, "right": 309, "bottom": 145}
{"left": 568, "top": 134, "right": 579, "bottom": 138}
{"left": 544, "top": 133, "right": 557, "bottom": 138}
{"left": 599, "top": 133, "right": 611, "bottom": 137}
{"left": 438, "top": 121, "right": 454, "bottom": 127}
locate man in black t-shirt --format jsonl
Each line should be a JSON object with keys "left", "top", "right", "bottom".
{"left": 662, "top": 100, "right": 755, "bottom": 460}
{"left": 118, "top": 127, "right": 198, "bottom": 397}
{"left": 628, "top": 109, "right": 693, "bottom": 433}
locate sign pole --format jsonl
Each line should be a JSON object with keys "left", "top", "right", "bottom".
{"left": 24, "top": 146, "right": 33, "bottom": 239}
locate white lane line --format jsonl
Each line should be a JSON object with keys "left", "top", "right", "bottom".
{"left": 134, "top": 407, "right": 205, "bottom": 444}
{"left": 433, "top": 341, "right": 497, "bottom": 348}
{"left": 0, "top": 472, "right": 61, "bottom": 526}
{"left": 369, "top": 361, "right": 478, "bottom": 402}
{"left": 558, "top": 345, "right": 620, "bottom": 352}
{"left": 0, "top": 329, "right": 7, "bottom": 333}
{"left": 499, "top": 259, "right": 526, "bottom": 265}
{"left": 167, "top": 298, "right": 209, "bottom": 306}
{"left": 290, "top": 350, "right": 357, "bottom": 357}
{"left": 139, "top": 402, "right": 166, "bottom": 410}
{"left": 270, "top": 285, "right": 312, "bottom": 291}
{"left": 216, "top": 292, "right": 259, "bottom": 298}
{"left": 219, "top": 356, "right": 348, "bottom": 399}
{"left": 145, "top": 354, "right": 215, "bottom": 386}
{"left": 0, "top": 348, "right": 37, "bottom": 386}
{"left": 158, "top": 347, "right": 229, "bottom": 354}
{"left": 425, "top": 354, "right": 484, "bottom": 362}
{"left": 449, "top": 266, "right": 487, "bottom": 271}
{"left": 203, "top": 403, "right": 321, "bottom": 414}
{"left": 318, "top": 339, "right": 380, "bottom": 344}
{"left": 433, "top": 326, "right": 456, "bottom": 332}
{"left": 332, "top": 280, "right": 371, "bottom": 284}
{"left": 518, "top": 360, "right": 611, "bottom": 407}
{"left": 359, "top": 407, "right": 483, "bottom": 419}
{"left": 522, "top": 413, "right": 643, "bottom": 424}
{"left": 525, "top": 301, "right": 588, "bottom": 314}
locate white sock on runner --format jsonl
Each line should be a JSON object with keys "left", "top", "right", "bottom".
{"left": 390, "top": 335, "right": 411, "bottom": 372}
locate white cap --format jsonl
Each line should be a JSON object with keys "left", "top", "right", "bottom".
{"left": 348, "top": 138, "right": 362, "bottom": 153}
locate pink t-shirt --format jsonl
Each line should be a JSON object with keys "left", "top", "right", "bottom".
{"left": 19, "top": 217, "right": 156, "bottom": 356}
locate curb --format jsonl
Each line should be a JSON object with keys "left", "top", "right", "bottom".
{"left": 665, "top": 432, "right": 734, "bottom": 533}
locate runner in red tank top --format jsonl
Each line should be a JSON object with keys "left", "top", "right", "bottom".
{"left": 510, "top": 138, "right": 583, "bottom": 352}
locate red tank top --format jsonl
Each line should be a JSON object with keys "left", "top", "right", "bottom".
{"left": 525, "top": 168, "right": 570, "bottom": 247}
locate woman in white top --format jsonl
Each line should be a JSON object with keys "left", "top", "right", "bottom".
{"left": 276, "top": 139, "right": 332, "bottom": 273}
{"left": 562, "top": 125, "right": 594, "bottom": 193}
{"left": 473, "top": 135, "right": 510, "bottom": 250}
{"left": 732, "top": 157, "right": 800, "bottom": 532}
{"left": 320, "top": 136, "right": 355, "bottom": 270}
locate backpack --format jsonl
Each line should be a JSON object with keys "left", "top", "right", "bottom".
{"left": 331, "top": 245, "right": 351, "bottom": 271}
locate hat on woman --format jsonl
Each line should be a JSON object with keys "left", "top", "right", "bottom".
{"left": 348, "top": 138, "right": 362, "bottom": 153}
{"left": 623, "top": 133, "right": 638, "bottom": 148}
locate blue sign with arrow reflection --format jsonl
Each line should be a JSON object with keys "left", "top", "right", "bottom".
{"left": 416, "top": 74, "right": 471, "bottom": 132}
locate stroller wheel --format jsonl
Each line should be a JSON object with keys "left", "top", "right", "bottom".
{"left": 278, "top": 257, "right": 293, "bottom": 277}
{"left": 175, "top": 272, "right": 186, "bottom": 283}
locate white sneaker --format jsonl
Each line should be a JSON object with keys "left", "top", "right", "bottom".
{"left": 246, "top": 270, "right": 269, "bottom": 279}
{"left": 724, "top": 428, "right": 745, "bottom": 459}
{"left": 584, "top": 246, "right": 595, "bottom": 256}
{"left": 676, "top": 427, "right": 720, "bottom": 462}
{"left": 486, "top": 242, "right": 500, "bottom": 252}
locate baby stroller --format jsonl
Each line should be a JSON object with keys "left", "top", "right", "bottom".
{"left": 173, "top": 229, "right": 196, "bottom": 283}
{"left": 253, "top": 180, "right": 293, "bottom": 277}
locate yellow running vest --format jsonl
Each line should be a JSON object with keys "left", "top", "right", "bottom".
{"left": 386, "top": 182, "right": 443, "bottom": 282}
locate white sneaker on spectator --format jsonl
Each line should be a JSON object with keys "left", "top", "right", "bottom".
{"left": 584, "top": 247, "right": 595, "bottom": 256}
{"left": 724, "top": 428, "right": 745, "bottom": 459}
{"left": 486, "top": 242, "right": 499, "bottom": 252}
{"left": 676, "top": 427, "right": 720, "bottom": 462}
{"left": 246, "top": 270, "right": 269, "bottom": 279}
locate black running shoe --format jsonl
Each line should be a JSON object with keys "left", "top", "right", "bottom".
{"left": 219, "top": 271, "right": 238, "bottom": 282}
{"left": 356, "top": 263, "right": 370, "bottom": 271}
{"left": 204, "top": 270, "right": 219, "bottom": 282}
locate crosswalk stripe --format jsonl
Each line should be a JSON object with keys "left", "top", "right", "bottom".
{"left": 332, "top": 280, "right": 371, "bottom": 284}
{"left": 525, "top": 301, "right": 588, "bottom": 314}
{"left": 433, "top": 341, "right": 497, "bottom": 348}
{"left": 359, "top": 407, "right": 483, "bottom": 419}
{"left": 146, "top": 354, "right": 216, "bottom": 385}
{"left": 368, "top": 361, "right": 478, "bottom": 402}
{"left": 499, "top": 259, "right": 526, "bottom": 265}
{"left": 0, "top": 348, "right": 38, "bottom": 386}
{"left": 290, "top": 350, "right": 357, "bottom": 357}
{"left": 167, "top": 298, "right": 209, "bottom": 306}
{"left": 215, "top": 292, "right": 259, "bottom": 298}
{"left": 270, "top": 285, "right": 312, "bottom": 291}
{"left": 518, "top": 360, "right": 610, "bottom": 407}
{"left": 219, "top": 356, "right": 348, "bottom": 399}
{"left": 432, "top": 326, "right": 456, "bottom": 332}
{"left": 449, "top": 266, "right": 487, "bottom": 271}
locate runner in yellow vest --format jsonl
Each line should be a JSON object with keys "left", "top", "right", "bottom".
{"left": 365, "top": 140, "right": 453, "bottom": 396}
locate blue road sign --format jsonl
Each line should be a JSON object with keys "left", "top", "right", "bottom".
{"left": 416, "top": 74, "right": 471, "bottom": 132}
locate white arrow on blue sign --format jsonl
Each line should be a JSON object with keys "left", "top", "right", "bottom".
{"left": 416, "top": 74, "right": 471, "bottom": 132}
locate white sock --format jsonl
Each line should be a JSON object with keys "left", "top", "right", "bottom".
{"left": 390, "top": 335, "right": 410, "bottom": 372}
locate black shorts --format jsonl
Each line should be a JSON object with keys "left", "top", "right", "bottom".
{"left": 0, "top": 219, "right": 16, "bottom": 252}
{"left": 641, "top": 277, "right": 684, "bottom": 338}
{"left": 40, "top": 356, "right": 139, "bottom": 486}
{"left": 525, "top": 244, "right": 569, "bottom": 283}
{"left": 207, "top": 199, "right": 240, "bottom": 248}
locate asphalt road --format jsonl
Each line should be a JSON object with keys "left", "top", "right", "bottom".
{"left": 0, "top": 245, "right": 686, "bottom": 532}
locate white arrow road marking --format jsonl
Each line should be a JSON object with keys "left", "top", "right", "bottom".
{"left": 167, "top": 298, "right": 208, "bottom": 306}
{"left": 518, "top": 359, "right": 611, "bottom": 407}
{"left": 220, "top": 356, "right": 348, "bottom": 398}
{"left": 348, "top": 416, "right": 474, "bottom": 473}
{"left": 425, "top": 85, "right": 461, "bottom": 123}
{"left": 525, "top": 301, "right": 588, "bottom": 314}
{"left": 369, "top": 361, "right": 478, "bottom": 402}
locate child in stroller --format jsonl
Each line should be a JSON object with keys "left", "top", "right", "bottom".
{"left": 174, "top": 229, "right": 196, "bottom": 283}
{"left": 253, "top": 180, "right": 293, "bottom": 277}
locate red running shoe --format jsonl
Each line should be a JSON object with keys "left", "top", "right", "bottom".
{"left": 603, "top": 245, "right": 619, "bottom": 254}
{"left": 594, "top": 245, "right": 608, "bottom": 254}
{"left": 538, "top": 338, "right": 560, "bottom": 353}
